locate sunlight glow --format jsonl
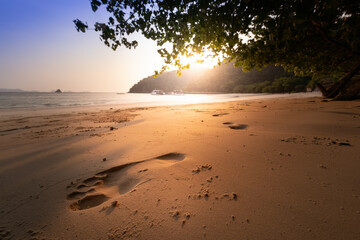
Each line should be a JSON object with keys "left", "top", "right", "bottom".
{"left": 168, "top": 49, "right": 222, "bottom": 71}
{"left": 180, "top": 52, "right": 219, "bottom": 69}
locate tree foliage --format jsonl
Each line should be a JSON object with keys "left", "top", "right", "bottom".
{"left": 75, "top": 0, "right": 360, "bottom": 98}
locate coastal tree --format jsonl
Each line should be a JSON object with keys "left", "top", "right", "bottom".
{"left": 74, "top": 0, "right": 360, "bottom": 100}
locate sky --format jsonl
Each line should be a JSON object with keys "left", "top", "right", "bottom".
{"left": 0, "top": 0, "right": 166, "bottom": 92}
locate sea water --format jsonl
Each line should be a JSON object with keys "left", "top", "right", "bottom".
{"left": 0, "top": 92, "right": 320, "bottom": 109}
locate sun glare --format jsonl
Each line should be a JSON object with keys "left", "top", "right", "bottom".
{"left": 168, "top": 50, "right": 221, "bottom": 71}
{"left": 181, "top": 53, "right": 219, "bottom": 69}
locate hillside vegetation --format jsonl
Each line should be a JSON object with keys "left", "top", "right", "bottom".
{"left": 129, "top": 64, "right": 312, "bottom": 93}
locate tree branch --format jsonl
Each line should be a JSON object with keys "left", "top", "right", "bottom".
{"left": 311, "top": 19, "right": 360, "bottom": 57}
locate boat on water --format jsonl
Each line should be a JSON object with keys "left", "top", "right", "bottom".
{"left": 165, "top": 90, "right": 184, "bottom": 95}
{"left": 151, "top": 89, "right": 185, "bottom": 95}
{"left": 173, "top": 90, "right": 184, "bottom": 95}
{"left": 151, "top": 89, "right": 165, "bottom": 95}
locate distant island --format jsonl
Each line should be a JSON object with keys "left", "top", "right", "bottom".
{"left": 0, "top": 88, "right": 40, "bottom": 93}
{"left": 0, "top": 88, "right": 67, "bottom": 93}
{"left": 0, "top": 88, "right": 28, "bottom": 93}
{"left": 129, "top": 64, "right": 313, "bottom": 94}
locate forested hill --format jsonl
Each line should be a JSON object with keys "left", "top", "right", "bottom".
{"left": 129, "top": 64, "right": 313, "bottom": 93}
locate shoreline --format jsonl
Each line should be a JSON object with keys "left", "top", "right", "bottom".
{"left": 0, "top": 95, "right": 359, "bottom": 240}
{"left": 0, "top": 92, "right": 320, "bottom": 119}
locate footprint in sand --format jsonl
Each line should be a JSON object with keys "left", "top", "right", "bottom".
{"left": 223, "top": 122, "right": 248, "bottom": 130}
{"left": 212, "top": 113, "right": 229, "bottom": 117}
{"left": 229, "top": 124, "right": 248, "bottom": 130}
{"left": 0, "top": 226, "right": 12, "bottom": 240}
{"left": 67, "top": 153, "right": 186, "bottom": 211}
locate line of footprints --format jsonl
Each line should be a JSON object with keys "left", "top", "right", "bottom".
{"left": 212, "top": 112, "right": 248, "bottom": 130}
{"left": 67, "top": 113, "right": 246, "bottom": 211}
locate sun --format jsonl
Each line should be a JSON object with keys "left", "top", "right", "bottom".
{"left": 181, "top": 53, "right": 219, "bottom": 69}
{"left": 169, "top": 50, "right": 221, "bottom": 71}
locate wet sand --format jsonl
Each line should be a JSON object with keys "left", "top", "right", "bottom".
{"left": 0, "top": 96, "right": 359, "bottom": 240}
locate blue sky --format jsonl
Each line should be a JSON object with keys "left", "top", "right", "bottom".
{"left": 0, "top": 0, "right": 164, "bottom": 92}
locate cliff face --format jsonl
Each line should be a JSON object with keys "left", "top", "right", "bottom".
{"left": 129, "top": 64, "right": 296, "bottom": 93}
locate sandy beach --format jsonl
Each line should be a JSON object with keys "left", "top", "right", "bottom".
{"left": 0, "top": 95, "right": 359, "bottom": 240}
